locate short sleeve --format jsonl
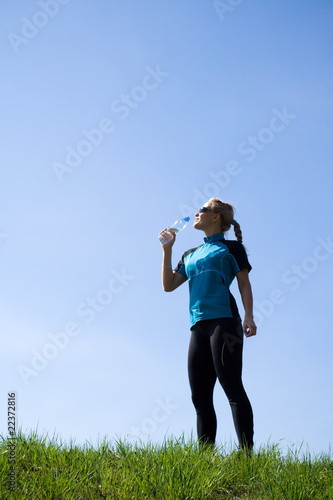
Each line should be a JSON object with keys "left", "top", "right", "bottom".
{"left": 173, "top": 246, "right": 199, "bottom": 279}
{"left": 174, "top": 255, "right": 187, "bottom": 278}
{"left": 226, "top": 241, "right": 252, "bottom": 273}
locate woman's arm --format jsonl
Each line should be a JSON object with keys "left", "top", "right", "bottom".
{"left": 160, "top": 230, "right": 187, "bottom": 292}
{"left": 236, "top": 268, "right": 257, "bottom": 337}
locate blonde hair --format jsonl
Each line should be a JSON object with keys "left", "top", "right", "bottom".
{"left": 208, "top": 198, "right": 243, "bottom": 242}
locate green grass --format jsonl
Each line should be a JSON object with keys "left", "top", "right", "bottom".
{"left": 0, "top": 431, "right": 332, "bottom": 499}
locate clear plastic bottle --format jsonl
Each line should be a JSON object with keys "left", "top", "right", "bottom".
{"left": 159, "top": 216, "right": 190, "bottom": 244}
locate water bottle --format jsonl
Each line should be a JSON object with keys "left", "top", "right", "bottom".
{"left": 159, "top": 216, "right": 190, "bottom": 244}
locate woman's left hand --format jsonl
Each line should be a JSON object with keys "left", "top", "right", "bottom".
{"left": 243, "top": 315, "right": 257, "bottom": 338}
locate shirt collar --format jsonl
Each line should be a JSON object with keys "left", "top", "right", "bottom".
{"left": 204, "top": 232, "right": 225, "bottom": 244}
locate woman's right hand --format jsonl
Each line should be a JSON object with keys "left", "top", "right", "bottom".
{"left": 159, "top": 228, "right": 176, "bottom": 249}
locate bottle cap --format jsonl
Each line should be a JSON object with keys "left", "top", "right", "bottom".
{"left": 184, "top": 216, "right": 190, "bottom": 222}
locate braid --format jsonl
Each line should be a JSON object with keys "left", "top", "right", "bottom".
{"left": 207, "top": 198, "right": 244, "bottom": 243}
{"left": 232, "top": 219, "right": 243, "bottom": 242}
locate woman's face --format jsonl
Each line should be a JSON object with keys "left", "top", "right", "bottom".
{"left": 193, "top": 203, "right": 215, "bottom": 230}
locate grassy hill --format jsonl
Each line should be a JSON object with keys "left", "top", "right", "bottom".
{"left": 1, "top": 431, "right": 332, "bottom": 499}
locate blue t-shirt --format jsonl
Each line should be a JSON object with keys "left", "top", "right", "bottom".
{"left": 174, "top": 232, "right": 252, "bottom": 328}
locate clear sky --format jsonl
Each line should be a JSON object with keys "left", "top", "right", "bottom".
{"left": 1, "top": 0, "right": 332, "bottom": 455}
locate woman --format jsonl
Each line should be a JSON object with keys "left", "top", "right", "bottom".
{"left": 159, "top": 198, "right": 256, "bottom": 450}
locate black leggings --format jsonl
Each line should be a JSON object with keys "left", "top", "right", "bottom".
{"left": 188, "top": 317, "right": 254, "bottom": 449}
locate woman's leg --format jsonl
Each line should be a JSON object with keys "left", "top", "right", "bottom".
{"left": 188, "top": 323, "right": 217, "bottom": 445}
{"left": 210, "top": 318, "right": 254, "bottom": 450}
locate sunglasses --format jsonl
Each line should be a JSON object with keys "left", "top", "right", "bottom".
{"left": 198, "top": 207, "right": 213, "bottom": 213}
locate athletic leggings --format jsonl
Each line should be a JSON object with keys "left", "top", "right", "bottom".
{"left": 188, "top": 317, "right": 254, "bottom": 449}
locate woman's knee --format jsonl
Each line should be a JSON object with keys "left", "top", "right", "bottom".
{"left": 191, "top": 391, "right": 214, "bottom": 411}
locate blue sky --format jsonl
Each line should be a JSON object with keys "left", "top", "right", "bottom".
{"left": 1, "top": 0, "right": 332, "bottom": 455}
